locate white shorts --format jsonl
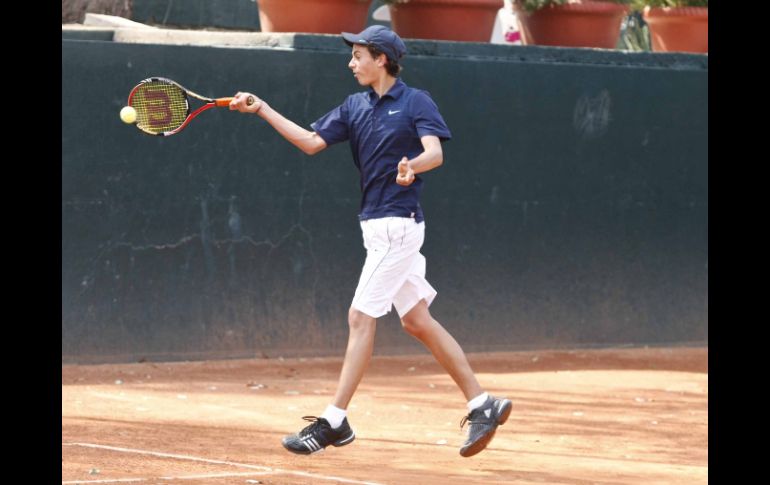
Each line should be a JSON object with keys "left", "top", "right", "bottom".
{"left": 351, "top": 217, "right": 437, "bottom": 319}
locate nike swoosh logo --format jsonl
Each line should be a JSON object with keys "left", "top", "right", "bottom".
{"left": 388, "top": 110, "right": 401, "bottom": 115}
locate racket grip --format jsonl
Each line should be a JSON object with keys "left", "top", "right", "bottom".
{"left": 215, "top": 96, "right": 255, "bottom": 107}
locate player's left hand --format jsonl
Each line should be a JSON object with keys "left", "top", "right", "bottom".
{"left": 396, "top": 157, "right": 414, "bottom": 186}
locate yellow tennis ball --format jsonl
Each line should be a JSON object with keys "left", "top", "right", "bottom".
{"left": 120, "top": 106, "right": 137, "bottom": 124}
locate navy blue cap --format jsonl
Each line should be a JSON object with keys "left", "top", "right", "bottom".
{"left": 342, "top": 25, "right": 407, "bottom": 63}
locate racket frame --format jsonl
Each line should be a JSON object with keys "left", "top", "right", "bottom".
{"left": 127, "top": 77, "right": 235, "bottom": 137}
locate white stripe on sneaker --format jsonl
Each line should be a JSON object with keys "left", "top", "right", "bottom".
{"left": 302, "top": 437, "right": 318, "bottom": 452}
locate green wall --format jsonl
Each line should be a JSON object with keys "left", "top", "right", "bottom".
{"left": 62, "top": 36, "right": 707, "bottom": 363}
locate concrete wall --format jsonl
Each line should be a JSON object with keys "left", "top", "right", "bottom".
{"left": 62, "top": 33, "right": 707, "bottom": 363}
{"left": 131, "top": 0, "right": 262, "bottom": 30}
{"left": 128, "top": 0, "right": 391, "bottom": 31}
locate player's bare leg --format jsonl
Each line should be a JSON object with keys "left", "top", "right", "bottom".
{"left": 331, "top": 308, "right": 377, "bottom": 409}
{"left": 400, "top": 299, "right": 482, "bottom": 400}
{"left": 400, "top": 299, "right": 512, "bottom": 457}
{"left": 282, "top": 307, "right": 374, "bottom": 454}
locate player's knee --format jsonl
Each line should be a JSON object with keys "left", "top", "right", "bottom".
{"left": 401, "top": 314, "right": 425, "bottom": 338}
{"left": 348, "top": 307, "right": 375, "bottom": 332}
{"left": 400, "top": 300, "right": 432, "bottom": 337}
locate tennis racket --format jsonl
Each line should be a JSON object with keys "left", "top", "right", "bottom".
{"left": 127, "top": 77, "right": 254, "bottom": 136}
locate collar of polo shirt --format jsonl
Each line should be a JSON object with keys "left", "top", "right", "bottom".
{"left": 368, "top": 78, "right": 406, "bottom": 102}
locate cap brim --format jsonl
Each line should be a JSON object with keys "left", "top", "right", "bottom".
{"left": 342, "top": 31, "right": 369, "bottom": 47}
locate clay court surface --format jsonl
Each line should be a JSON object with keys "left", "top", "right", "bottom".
{"left": 62, "top": 346, "right": 707, "bottom": 484}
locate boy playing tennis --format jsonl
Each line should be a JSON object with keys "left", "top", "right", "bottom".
{"left": 229, "top": 25, "right": 510, "bottom": 458}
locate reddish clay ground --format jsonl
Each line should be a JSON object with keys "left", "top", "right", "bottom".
{"left": 62, "top": 346, "right": 707, "bottom": 484}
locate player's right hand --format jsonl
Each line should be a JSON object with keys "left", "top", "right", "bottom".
{"left": 229, "top": 92, "right": 263, "bottom": 113}
{"left": 396, "top": 157, "right": 415, "bottom": 186}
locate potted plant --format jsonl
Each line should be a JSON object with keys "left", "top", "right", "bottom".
{"left": 383, "top": 0, "right": 504, "bottom": 42}
{"left": 257, "top": 0, "right": 373, "bottom": 34}
{"left": 511, "top": 0, "right": 632, "bottom": 49}
{"left": 633, "top": 0, "right": 707, "bottom": 53}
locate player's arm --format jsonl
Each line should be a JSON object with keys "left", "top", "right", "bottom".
{"left": 229, "top": 92, "right": 327, "bottom": 156}
{"left": 396, "top": 135, "right": 443, "bottom": 186}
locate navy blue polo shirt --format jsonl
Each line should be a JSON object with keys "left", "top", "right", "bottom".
{"left": 311, "top": 79, "right": 451, "bottom": 223}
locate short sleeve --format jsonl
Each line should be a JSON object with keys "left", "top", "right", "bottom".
{"left": 411, "top": 90, "right": 452, "bottom": 142}
{"left": 310, "top": 100, "right": 350, "bottom": 146}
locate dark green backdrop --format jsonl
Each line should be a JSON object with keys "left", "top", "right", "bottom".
{"left": 62, "top": 36, "right": 707, "bottom": 363}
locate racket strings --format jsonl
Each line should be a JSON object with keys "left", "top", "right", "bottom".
{"left": 130, "top": 82, "right": 188, "bottom": 134}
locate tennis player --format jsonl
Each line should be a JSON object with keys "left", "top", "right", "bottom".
{"left": 229, "top": 25, "right": 511, "bottom": 458}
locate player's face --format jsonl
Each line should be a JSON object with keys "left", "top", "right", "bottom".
{"left": 348, "top": 44, "right": 384, "bottom": 86}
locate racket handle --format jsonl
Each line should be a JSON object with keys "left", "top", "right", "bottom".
{"left": 215, "top": 96, "right": 255, "bottom": 107}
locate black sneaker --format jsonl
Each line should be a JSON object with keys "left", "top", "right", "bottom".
{"left": 281, "top": 416, "right": 355, "bottom": 455}
{"left": 459, "top": 396, "right": 512, "bottom": 457}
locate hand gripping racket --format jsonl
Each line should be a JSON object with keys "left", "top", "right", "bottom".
{"left": 127, "top": 77, "right": 254, "bottom": 136}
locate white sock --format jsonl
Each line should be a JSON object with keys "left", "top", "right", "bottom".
{"left": 467, "top": 392, "right": 490, "bottom": 412}
{"left": 320, "top": 404, "right": 347, "bottom": 429}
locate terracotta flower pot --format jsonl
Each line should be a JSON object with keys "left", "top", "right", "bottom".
{"left": 512, "top": 0, "right": 629, "bottom": 49}
{"left": 257, "top": 0, "right": 372, "bottom": 34}
{"left": 643, "top": 6, "right": 708, "bottom": 54}
{"left": 388, "top": 0, "right": 504, "bottom": 42}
